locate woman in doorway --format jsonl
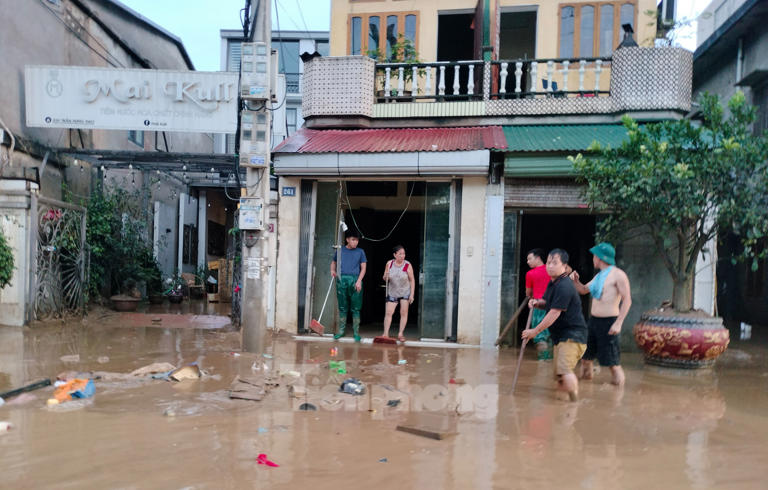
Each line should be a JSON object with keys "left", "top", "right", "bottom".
{"left": 382, "top": 245, "right": 416, "bottom": 342}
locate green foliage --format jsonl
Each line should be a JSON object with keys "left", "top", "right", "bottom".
{"left": 571, "top": 92, "right": 768, "bottom": 310}
{"left": 370, "top": 35, "right": 425, "bottom": 94}
{"left": 0, "top": 228, "right": 14, "bottom": 289}
{"left": 81, "top": 184, "right": 162, "bottom": 297}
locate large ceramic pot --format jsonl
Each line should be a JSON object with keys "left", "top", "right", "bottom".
{"left": 111, "top": 295, "right": 140, "bottom": 312}
{"left": 634, "top": 311, "right": 730, "bottom": 368}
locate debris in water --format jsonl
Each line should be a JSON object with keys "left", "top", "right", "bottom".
{"left": 299, "top": 402, "right": 317, "bottom": 411}
{"left": 339, "top": 378, "right": 365, "bottom": 395}
{"left": 387, "top": 399, "right": 401, "bottom": 407}
{"left": 60, "top": 354, "right": 80, "bottom": 363}
{"left": 170, "top": 365, "right": 202, "bottom": 381}
{"left": 258, "top": 427, "right": 269, "bottom": 433}
{"left": 130, "top": 362, "right": 177, "bottom": 377}
{"left": 0, "top": 421, "right": 13, "bottom": 433}
{"left": 397, "top": 359, "right": 407, "bottom": 365}
{"left": 256, "top": 453, "right": 279, "bottom": 467}
{"left": 379, "top": 458, "right": 388, "bottom": 463}
{"left": 229, "top": 376, "right": 266, "bottom": 401}
{"left": 97, "top": 356, "right": 110, "bottom": 364}
{"left": 52, "top": 378, "right": 94, "bottom": 403}
{"left": 263, "top": 354, "right": 273, "bottom": 359}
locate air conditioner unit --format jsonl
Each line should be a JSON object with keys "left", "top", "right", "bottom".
{"left": 239, "top": 110, "right": 270, "bottom": 168}
{"left": 241, "top": 42, "right": 270, "bottom": 100}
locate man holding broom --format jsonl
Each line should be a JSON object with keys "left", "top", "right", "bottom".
{"left": 330, "top": 229, "right": 367, "bottom": 342}
{"left": 522, "top": 249, "right": 587, "bottom": 401}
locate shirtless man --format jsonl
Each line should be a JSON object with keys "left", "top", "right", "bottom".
{"left": 570, "top": 242, "right": 631, "bottom": 386}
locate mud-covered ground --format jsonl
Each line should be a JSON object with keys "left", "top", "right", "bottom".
{"left": 0, "top": 309, "right": 766, "bottom": 489}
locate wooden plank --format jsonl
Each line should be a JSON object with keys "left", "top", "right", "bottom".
{"left": 396, "top": 413, "right": 458, "bottom": 440}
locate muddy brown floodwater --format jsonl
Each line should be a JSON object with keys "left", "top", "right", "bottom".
{"left": 0, "top": 310, "right": 767, "bottom": 489}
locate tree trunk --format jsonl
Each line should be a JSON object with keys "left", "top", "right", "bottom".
{"left": 672, "top": 274, "right": 694, "bottom": 312}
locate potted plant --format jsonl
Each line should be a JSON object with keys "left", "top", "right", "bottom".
{"left": 571, "top": 92, "right": 768, "bottom": 368}
{"left": 111, "top": 278, "right": 141, "bottom": 312}
{"left": 370, "top": 35, "right": 424, "bottom": 98}
{"left": 165, "top": 272, "right": 185, "bottom": 304}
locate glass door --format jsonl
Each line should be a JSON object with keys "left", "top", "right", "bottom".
{"left": 419, "top": 182, "right": 452, "bottom": 339}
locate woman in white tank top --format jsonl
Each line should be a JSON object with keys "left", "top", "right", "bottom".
{"left": 382, "top": 245, "right": 416, "bottom": 342}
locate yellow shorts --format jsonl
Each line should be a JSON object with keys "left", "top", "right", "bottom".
{"left": 553, "top": 340, "right": 587, "bottom": 376}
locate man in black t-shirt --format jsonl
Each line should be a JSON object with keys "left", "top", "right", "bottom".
{"left": 522, "top": 248, "right": 587, "bottom": 401}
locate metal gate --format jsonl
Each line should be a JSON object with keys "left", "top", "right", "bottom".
{"left": 32, "top": 195, "right": 88, "bottom": 320}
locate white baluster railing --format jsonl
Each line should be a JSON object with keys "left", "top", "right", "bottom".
{"left": 438, "top": 66, "right": 446, "bottom": 96}
{"left": 594, "top": 59, "right": 603, "bottom": 92}
{"left": 578, "top": 60, "right": 586, "bottom": 91}
{"left": 530, "top": 62, "right": 538, "bottom": 95}
{"left": 412, "top": 66, "right": 418, "bottom": 95}
{"left": 425, "top": 67, "right": 432, "bottom": 96}
{"left": 452, "top": 65, "right": 460, "bottom": 95}
{"left": 546, "top": 60, "right": 554, "bottom": 93}
{"left": 384, "top": 67, "right": 391, "bottom": 95}
{"left": 467, "top": 65, "right": 475, "bottom": 95}
{"left": 397, "top": 67, "right": 404, "bottom": 96}
{"left": 514, "top": 61, "right": 523, "bottom": 93}
{"left": 499, "top": 62, "right": 508, "bottom": 94}
{"left": 561, "top": 60, "right": 570, "bottom": 92}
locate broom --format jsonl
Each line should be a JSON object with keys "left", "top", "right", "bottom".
{"left": 309, "top": 277, "right": 335, "bottom": 335}
{"left": 510, "top": 307, "right": 534, "bottom": 394}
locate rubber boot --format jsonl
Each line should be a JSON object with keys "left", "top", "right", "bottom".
{"left": 352, "top": 317, "right": 361, "bottom": 343}
{"left": 333, "top": 319, "right": 346, "bottom": 340}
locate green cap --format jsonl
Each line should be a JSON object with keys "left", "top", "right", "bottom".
{"left": 589, "top": 242, "right": 616, "bottom": 265}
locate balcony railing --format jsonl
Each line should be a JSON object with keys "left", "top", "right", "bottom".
{"left": 300, "top": 48, "right": 694, "bottom": 120}
{"left": 375, "top": 57, "right": 611, "bottom": 102}
{"left": 491, "top": 57, "right": 611, "bottom": 98}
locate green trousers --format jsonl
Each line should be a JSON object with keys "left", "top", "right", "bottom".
{"left": 337, "top": 275, "right": 363, "bottom": 334}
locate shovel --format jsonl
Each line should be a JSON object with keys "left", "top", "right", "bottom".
{"left": 510, "top": 307, "right": 534, "bottom": 394}
{"left": 309, "top": 277, "right": 335, "bottom": 335}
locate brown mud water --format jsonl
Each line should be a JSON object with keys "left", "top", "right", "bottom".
{"left": 0, "top": 311, "right": 766, "bottom": 488}
{"left": 634, "top": 310, "right": 730, "bottom": 368}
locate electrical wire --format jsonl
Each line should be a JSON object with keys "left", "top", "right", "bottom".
{"left": 343, "top": 181, "right": 416, "bottom": 242}
{"left": 38, "top": 0, "right": 126, "bottom": 68}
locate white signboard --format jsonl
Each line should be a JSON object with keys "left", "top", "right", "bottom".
{"left": 25, "top": 65, "right": 239, "bottom": 133}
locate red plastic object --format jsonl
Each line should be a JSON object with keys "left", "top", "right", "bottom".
{"left": 257, "top": 453, "right": 279, "bottom": 467}
{"left": 373, "top": 335, "right": 397, "bottom": 345}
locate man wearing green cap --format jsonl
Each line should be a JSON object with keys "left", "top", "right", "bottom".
{"left": 570, "top": 242, "right": 631, "bottom": 386}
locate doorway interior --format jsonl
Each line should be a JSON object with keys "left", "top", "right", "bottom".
{"left": 308, "top": 180, "right": 453, "bottom": 340}
{"left": 502, "top": 212, "right": 596, "bottom": 334}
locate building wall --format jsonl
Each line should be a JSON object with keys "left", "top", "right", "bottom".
{"left": 275, "top": 177, "right": 302, "bottom": 331}
{"left": 456, "top": 177, "right": 487, "bottom": 344}
{"left": 329, "top": 0, "right": 657, "bottom": 60}
{"left": 697, "top": 0, "right": 750, "bottom": 46}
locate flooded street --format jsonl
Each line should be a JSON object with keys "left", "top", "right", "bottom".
{"left": 0, "top": 312, "right": 767, "bottom": 489}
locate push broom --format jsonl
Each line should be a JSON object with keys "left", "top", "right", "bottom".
{"left": 309, "top": 277, "right": 335, "bottom": 335}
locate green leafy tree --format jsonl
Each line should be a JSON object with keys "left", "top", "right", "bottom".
{"left": 571, "top": 92, "right": 768, "bottom": 312}
{"left": 0, "top": 228, "right": 14, "bottom": 289}
{"left": 79, "top": 184, "right": 161, "bottom": 298}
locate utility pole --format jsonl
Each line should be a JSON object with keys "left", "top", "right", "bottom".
{"left": 239, "top": 0, "right": 271, "bottom": 353}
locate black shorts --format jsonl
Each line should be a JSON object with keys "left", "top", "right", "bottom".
{"left": 386, "top": 295, "right": 409, "bottom": 303}
{"left": 583, "top": 316, "right": 621, "bottom": 366}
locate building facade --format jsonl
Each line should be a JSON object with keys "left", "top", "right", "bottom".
{"left": 269, "top": 0, "right": 699, "bottom": 347}
{"left": 0, "top": 0, "right": 217, "bottom": 325}
{"left": 693, "top": 0, "right": 768, "bottom": 329}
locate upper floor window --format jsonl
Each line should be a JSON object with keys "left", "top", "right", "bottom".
{"left": 349, "top": 12, "right": 418, "bottom": 59}
{"left": 128, "top": 130, "right": 144, "bottom": 148}
{"left": 559, "top": 2, "right": 635, "bottom": 58}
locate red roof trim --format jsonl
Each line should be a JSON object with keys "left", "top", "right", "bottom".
{"left": 273, "top": 126, "right": 507, "bottom": 154}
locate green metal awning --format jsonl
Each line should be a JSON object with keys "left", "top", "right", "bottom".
{"left": 503, "top": 124, "right": 629, "bottom": 177}
{"left": 502, "top": 125, "right": 629, "bottom": 152}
